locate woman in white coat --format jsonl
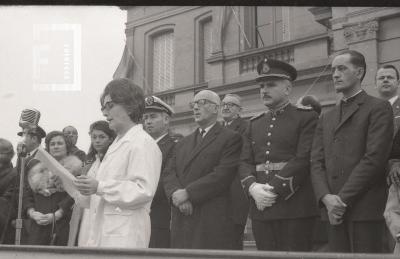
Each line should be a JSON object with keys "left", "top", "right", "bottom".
{"left": 73, "top": 78, "right": 162, "bottom": 248}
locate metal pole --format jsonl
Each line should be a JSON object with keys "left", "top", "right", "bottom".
{"left": 15, "top": 147, "right": 27, "bottom": 245}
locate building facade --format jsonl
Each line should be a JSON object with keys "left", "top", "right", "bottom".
{"left": 118, "top": 6, "right": 400, "bottom": 136}
{"left": 115, "top": 6, "right": 400, "bottom": 247}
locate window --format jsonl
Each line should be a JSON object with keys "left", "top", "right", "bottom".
{"left": 152, "top": 31, "right": 174, "bottom": 92}
{"left": 200, "top": 18, "right": 213, "bottom": 82}
{"left": 256, "top": 6, "right": 290, "bottom": 48}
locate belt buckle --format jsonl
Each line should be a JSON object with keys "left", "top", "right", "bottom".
{"left": 265, "top": 161, "right": 270, "bottom": 174}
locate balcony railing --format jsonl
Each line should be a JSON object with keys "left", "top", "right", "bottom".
{"left": 239, "top": 47, "right": 295, "bottom": 74}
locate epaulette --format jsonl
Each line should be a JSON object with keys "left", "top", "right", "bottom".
{"left": 296, "top": 104, "right": 313, "bottom": 111}
{"left": 250, "top": 112, "right": 265, "bottom": 121}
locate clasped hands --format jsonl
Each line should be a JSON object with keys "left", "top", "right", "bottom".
{"left": 74, "top": 175, "right": 99, "bottom": 196}
{"left": 322, "top": 194, "right": 347, "bottom": 225}
{"left": 172, "top": 189, "right": 193, "bottom": 216}
{"left": 28, "top": 208, "right": 63, "bottom": 226}
{"left": 249, "top": 183, "right": 277, "bottom": 211}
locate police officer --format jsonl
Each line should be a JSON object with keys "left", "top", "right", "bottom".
{"left": 143, "top": 96, "right": 176, "bottom": 248}
{"left": 239, "top": 58, "right": 319, "bottom": 251}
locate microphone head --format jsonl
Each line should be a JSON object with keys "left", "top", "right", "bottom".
{"left": 19, "top": 108, "right": 41, "bottom": 128}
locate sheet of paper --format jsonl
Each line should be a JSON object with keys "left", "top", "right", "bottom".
{"left": 34, "top": 146, "right": 79, "bottom": 198}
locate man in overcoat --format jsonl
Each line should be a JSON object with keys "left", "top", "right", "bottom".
{"left": 163, "top": 90, "right": 242, "bottom": 249}
{"left": 311, "top": 50, "right": 394, "bottom": 253}
{"left": 143, "top": 95, "right": 176, "bottom": 248}
{"left": 239, "top": 58, "right": 319, "bottom": 251}
{"left": 221, "top": 93, "right": 249, "bottom": 250}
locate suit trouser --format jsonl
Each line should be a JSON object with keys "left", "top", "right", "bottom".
{"left": 327, "top": 220, "right": 385, "bottom": 253}
{"left": 149, "top": 226, "right": 170, "bottom": 248}
{"left": 252, "top": 217, "right": 315, "bottom": 251}
{"left": 232, "top": 223, "right": 246, "bottom": 250}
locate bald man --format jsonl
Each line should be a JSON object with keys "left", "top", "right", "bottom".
{"left": 164, "top": 90, "right": 242, "bottom": 249}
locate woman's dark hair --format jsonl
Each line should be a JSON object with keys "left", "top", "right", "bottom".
{"left": 86, "top": 120, "right": 116, "bottom": 163}
{"left": 100, "top": 78, "right": 145, "bottom": 123}
{"left": 301, "top": 95, "right": 322, "bottom": 115}
{"left": 45, "top": 131, "right": 73, "bottom": 156}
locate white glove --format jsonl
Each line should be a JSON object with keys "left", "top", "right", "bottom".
{"left": 249, "top": 183, "right": 277, "bottom": 211}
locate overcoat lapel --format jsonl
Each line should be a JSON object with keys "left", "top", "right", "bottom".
{"left": 334, "top": 92, "right": 366, "bottom": 133}
{"left": 182, "top": 123, "right": 221, "bottom": 172}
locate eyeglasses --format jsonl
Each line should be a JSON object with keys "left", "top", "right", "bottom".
{"left": 189, "top": 99, "right": 216, "bottom": 109}
{"left": 101, "top": 101, "right": 116, "bottom": 112}
{"left": 221, "top": 102, "right": 239, "bottom": 108}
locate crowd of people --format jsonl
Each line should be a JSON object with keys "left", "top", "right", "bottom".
{"left": 0, "top": 49, "right": 400, "bottom": 254}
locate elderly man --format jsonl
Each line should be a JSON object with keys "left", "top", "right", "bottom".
{"left": 164, "top": 90, "right": 242, "bottom": 249}
{"left": 63, "top": 126, "right": 86, "bottom": 162}
{"left": 0, "top": 139, "right": 16, "bottom": 244}
{"left": 221, "top": 93, "right": 249, "bottom": 250}
{"left": 239, "top": 58, "right": 319, "bottom": 251}
{"left": 143, "top": 96, "right": 176, "bottom": 248}
{"left": 311, "top": 50, "right": 393, "bottom": 253}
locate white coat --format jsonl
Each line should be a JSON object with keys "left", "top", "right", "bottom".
{"left": 75, "top": 124, "right": 162, "bottom": 248}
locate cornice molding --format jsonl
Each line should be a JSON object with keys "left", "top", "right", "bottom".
{"left": 126, "top": 6, "right": 202, "bottom": 31}
{"left": 343, "top": 19, "right": 379, "bottom": 44}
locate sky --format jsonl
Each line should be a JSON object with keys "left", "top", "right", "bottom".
{"left": 0, "top": 6, "right": 126, "bottom": 159}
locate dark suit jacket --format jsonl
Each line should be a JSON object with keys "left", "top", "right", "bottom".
{"left": 150, "top": 134, "right": 176, "bottom": 229}
{"left": 311, "top": 91, "right": 393, "bottom": 221}
{"left": 225, "top": 117, "right": 250, "bottom": 225}
{"left": 163, "top": 122, "right": 242, "bottom": 249}
{"left": 240, "top": 104, "right": 319, "bottom": 220}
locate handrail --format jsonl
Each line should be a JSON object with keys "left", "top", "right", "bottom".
{"left": 0, "top": 245, "right": 398, "bottom": 259}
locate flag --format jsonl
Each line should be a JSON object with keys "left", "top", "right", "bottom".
{"left": 113, "top": 40, "right": 134, "bottom": 79}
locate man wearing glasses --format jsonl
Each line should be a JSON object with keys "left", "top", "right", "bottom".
{"left": 221, "top": 93, "right": 249, "bottom": 250}
{"left": 163, "top": 90, "right": 242, "bottom": 249}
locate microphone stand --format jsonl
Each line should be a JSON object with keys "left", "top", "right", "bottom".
{"left": 15, "top": 144, "right": 27, "bottom": 245}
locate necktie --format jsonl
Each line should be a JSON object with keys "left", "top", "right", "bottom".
{"left": 196, "top": 129, "right": 205, "bottom": 146}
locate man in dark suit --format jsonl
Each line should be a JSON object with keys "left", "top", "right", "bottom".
{"left": 221, "top": 93, "right": 249, "bottom": 250}
{"left": 375, "top": 64, "right": 400, "bottom": 252}
{"left": 63, "top": 126, "right": 86, "bottom": 162}
{"left": 311, "top": 50, "right": 394, "bottom": 253}
{"left": 0, "top": 124, "right": 46, "bottom": 244}
{"left": 163, "top": 90, "right": 242, "bottom": 249}
{"left": 143, "top": 95, "right": 176, "bottom": 248}
{"left": 240, "top": 58, "right": 319, "bottom": 251}
{"left": 0, "top": 138, "right": 16, "bottom": 244}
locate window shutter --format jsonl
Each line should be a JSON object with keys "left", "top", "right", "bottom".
{"left": 153, "top": 32, "right": 174, "bottom": 92}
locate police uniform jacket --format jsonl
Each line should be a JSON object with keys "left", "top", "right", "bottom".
{"left": 240, "top": 104, "right": 319, "bottom": 221}
{"left": 150, "top": 134, "right": 176, "bottom": 229}
{"left": 225, "top": 117, "right": 250, "bottom": 226}
{"left": 163, "top": 123, "right": 242, "bottom": 249}
{"left": 311, "top": 91, "right": 393, "bottom": 221}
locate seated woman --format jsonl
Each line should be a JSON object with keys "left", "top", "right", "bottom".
{"left": 23, "top": 131, "right": 81, "bottom": 246}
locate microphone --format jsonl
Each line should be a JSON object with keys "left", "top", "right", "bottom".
{"left": 19, "top": 108, "right": 41, "bottom": 128}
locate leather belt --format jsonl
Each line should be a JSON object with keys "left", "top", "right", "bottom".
{"left": 256, "top": 162, "right": 287, "bottom": 172}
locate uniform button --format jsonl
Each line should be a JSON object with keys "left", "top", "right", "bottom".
{"left": 267, "top": 142, "right": 271, "bottom": 146}
{"left": 266, "top": 151, "right": 270, "bottom": 154}
{"left": 272, "top": 117, "right": 276, "bottom": 121}
{"left": 266, "top": 160, "right": 270, "bottom": 163}
{"left": 267, "top": 133, "right": 271, "bottom": 136}
{"left": 282, "top": 183, "right": 286, "bottom": 186}
{"left": 265, "top": 170, "right": 269, "bottom": 175}
{"left": 270, "top": 125, "right": 274, "bottom": 128}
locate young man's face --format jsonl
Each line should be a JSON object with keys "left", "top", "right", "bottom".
{"left": 376, "top": 67, "right": 399, "bottom": 98}
{"left": 143, "top": 111, "right": 169, "bottom": 139}
{"left": 331, "top": 54, "right": 363, "bottom": 94}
